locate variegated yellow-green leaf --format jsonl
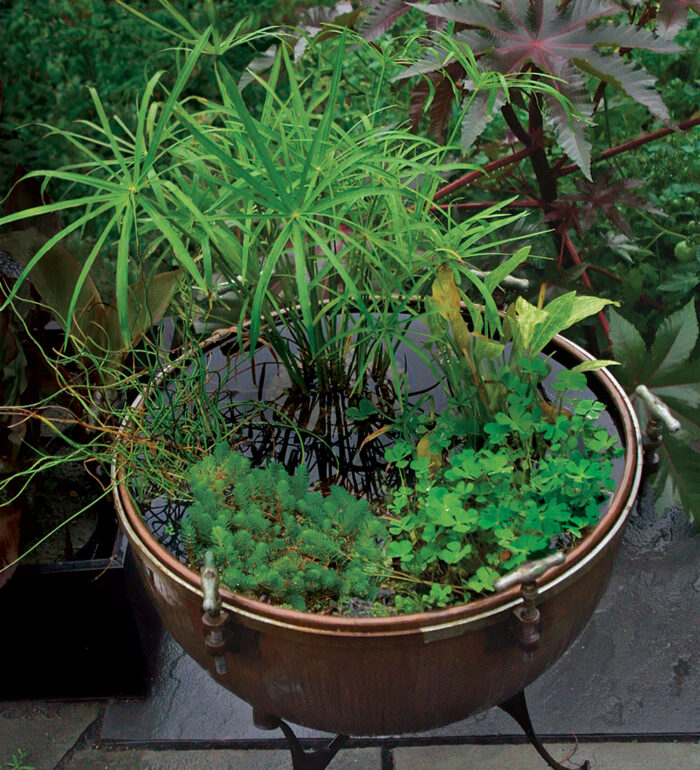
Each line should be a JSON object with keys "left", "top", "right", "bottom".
{"left": 431, "top": 263, "right": 472, "bottom": 353}
{"left": 571, "top": 359, "right": 619, "bottom": 373}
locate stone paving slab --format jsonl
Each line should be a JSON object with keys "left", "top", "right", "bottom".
{"left": 393, "top": 741, "right": 700, "bottom": 769}
{"left": 101, "top": 639, "right": 329, "bottom": 742}
{"left": 63, "top": 748, "right": 380, "bottom": 769}
{"left": 102, "top": 503, "right": 700, "bottom": 742}
{"left": 0, "top": 701, "right": 100, "bottom": 770}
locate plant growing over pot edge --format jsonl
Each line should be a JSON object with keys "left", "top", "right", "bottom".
{"left": 0, "top": 166, "right": 181, "bottom": 581}
{"left": 0, "top": 23, "right": 634, "bottom": 615}
{"left": 175, "top": 275, "right": 621, "bottom": 613}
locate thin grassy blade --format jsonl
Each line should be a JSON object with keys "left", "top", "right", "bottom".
{"left": 113, "top": 115, "right": 136, "bottom": 143}
{"left": 216, "top": 65, "right": 294, "bottom": 212}
{"left": 174, "top": 109, "right": 281, "bottom": 210}
{"left": 88, "top": 88, "right": 131, "bottom": 180}
{"left": 115, "top": 206, "right": 135, "bottom": 343}
{"left": 142, "top": 29, "right": 213, "bottom": 175}
{"left": 483, "top": 245, "right": 530, "bottom": 292}
{"left": 138, "top": 197, "right": 207, "bottom": 290}
{"left": 290, "top": 223, "right": 317, "bottom": 356}
{"left": 248, "top": 220, "right": 295, "bottom": 349}
{"left": 17, "top": 168, "right": 126, "bottom": 195}
{"left": 302, "top": 222, "right": 373, "bottom": 326}
{"left": 0, "top": 192, "right": 114, "bottom": 230}
{"left": 297, "top": 32, "right": 347, "bottom": 195}
{"left": 134, "top": 71, "right": 166, "bottom": 178}
{"left": 116, "top": 0, "right": 192, "bottom": 42}
{"left": 199, "top": 235, "right": 213, "bottom": 288}
{"left": 259, "top": 46, "right": 283, "bottom": 124}
{"left": 159, "top": 179, "right": 242, "bottom": 286}
{"left": 155, "top": 0, "right": 202, "bottom": 38}
{"left": 35, "top": 124, "right": 111, "bottom": 167}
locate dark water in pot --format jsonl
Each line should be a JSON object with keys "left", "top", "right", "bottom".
{"left": 139, "top": 326, "right": 625, "bottom": 563}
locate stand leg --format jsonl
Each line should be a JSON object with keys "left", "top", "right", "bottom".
{"left": 499, "top": 690, "right": 590, "bottom": 770}
{"left": 252, "top": 710, "right": 348, "bottom": 770}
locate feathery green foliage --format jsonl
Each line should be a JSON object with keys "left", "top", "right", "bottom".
{"left": 182, "top": 445, "right": 387, "bottom": 611}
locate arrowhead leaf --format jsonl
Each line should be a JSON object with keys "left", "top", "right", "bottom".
{"left": 105, "top": 269, "right": 183, "bottom": 363}
{"left": 0, "top": 229, "right": 107, "bottom": 353}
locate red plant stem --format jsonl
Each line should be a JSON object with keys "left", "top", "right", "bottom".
{"left": 585, "top": 263, "right": 664, "bottom": 312}
{"left": 501, "top": 103, "right": 531, "bottom": 146}
{"left": 592, "top": 81, "right": 607, "bottom": 113}
{"left": 561, "top": 229, "right": 611, "bottom": 340}
{"left": 434, "top": 199, "right": 541, "bottom": 211}
{"left": 528, "top": 94, "right": 558, "bottom": 204}
{"left": 557, "top": 115, "right": 700, "bottom": 178}
{"left": 433, "top": 145, "right": 535, "bottom": 201}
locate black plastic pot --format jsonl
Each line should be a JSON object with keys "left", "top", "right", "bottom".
{"left": 0, "top": 507, "right": 162, "bottom": 699}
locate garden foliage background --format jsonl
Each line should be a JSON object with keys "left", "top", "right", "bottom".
{"left": 0, "top": 0, "right": 698, "bottom": 521}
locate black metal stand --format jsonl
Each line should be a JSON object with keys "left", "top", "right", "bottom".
{"left": 257, "top": 689, "right": 589, "bottom": 770}
{"left": 252, "top": 710, "right": 348, "bottom": 770}
{"left": 499, "top": 690, "right": 590, "bottom": 770}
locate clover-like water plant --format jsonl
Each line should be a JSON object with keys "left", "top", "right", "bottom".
{"left": 381, "top": 362, "right": 621, "bottom": 611}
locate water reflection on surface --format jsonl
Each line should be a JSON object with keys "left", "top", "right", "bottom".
{"left": 138, "top": 332, "right": 626, "bottom": 563}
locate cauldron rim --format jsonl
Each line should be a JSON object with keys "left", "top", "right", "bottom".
{"left": 113, "top": 329, "right": 642, "bottom": 640}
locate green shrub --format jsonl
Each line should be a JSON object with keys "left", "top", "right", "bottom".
{"left": 384, "top": 366, "right": 621, "bottom": 611}
{"left": 0, "top": 0, "right": 333, "bottom": 192}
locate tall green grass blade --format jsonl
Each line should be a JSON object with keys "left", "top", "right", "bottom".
{"left": 134, "top": 71, "right": 166, "bottom": 179}
{"left": 138, "top": 197, "right": 207, "bottom": 291}
{"left": 174, "top": 110, "right": 281, "bottom": 210}
{"left": 295, "top": 33, "right": 346, "bottom": 197}
{"left": 88, "top": 88, "right": 132, "bottom": 180}
{"left": 116, "top": 207, "right": 135, "bottom": 343}
{"left": 116, "top": 0, "right": 192, "bottom": 42}
{"left": 291, "top": 223, "right": 316, "bottom": 356}
{"left": 216, "top": 64, "right": 293, "bottom": 212}
{"left": 248, "top": 220, "right": 294, "bottom": 348}
{"left": 142, "top": 28, "right": 213, "bottom": 176}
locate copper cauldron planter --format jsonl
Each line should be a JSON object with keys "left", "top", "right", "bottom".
{"left": 113, "top": 331, "right": 644, "bottom": 770}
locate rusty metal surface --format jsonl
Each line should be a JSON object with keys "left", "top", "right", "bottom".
{"left": 113, "top": 332, "right": 642, "bottom": 737}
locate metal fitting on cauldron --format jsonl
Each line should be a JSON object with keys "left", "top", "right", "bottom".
{"left": 201, "top": 551, "right": 230, "bottom": 675}
{"left": 635, "top": 385, "right": 681, "bottom": 478}
{"left": 494, "top": 551, "right": 566, "bottom": 658}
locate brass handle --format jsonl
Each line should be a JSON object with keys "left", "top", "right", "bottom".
{"left": 494, "top": 551, "right": 565, "bottom": 593}
{"left": 635, "top": 385, "right": 681, "bottom": 434}
{"left": 201, "top": 551, "right": 227, "bottom": 674}
{"left": 494, "top": 551, "right": 565, "bottom": 657}
{"left": 201, "top": 550, "right": 222, "bottom": 615}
